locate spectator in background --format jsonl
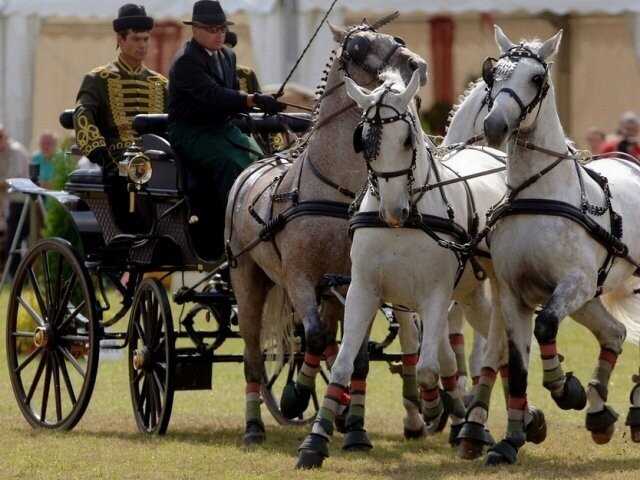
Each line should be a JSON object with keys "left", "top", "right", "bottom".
{"left": 0, "top": 124, "right": 30, "bottom": 275}
{"left": 584, "top": 127, "right": 605, "bottom": 155}
{"left": 599, "top": 111, "right": 640, "bottom": 160}
{"left": 31, "top": 130, "right": 62, "bottom": 188}
{"left": 224, "top": 30, "right": 261, "bottom": 94}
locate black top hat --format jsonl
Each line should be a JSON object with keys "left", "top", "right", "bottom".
{"left": 113, "top": 4, "right": 154, "bottom": 32}
{"left": 184, "top": 1, "right": 234, "bottom": 26}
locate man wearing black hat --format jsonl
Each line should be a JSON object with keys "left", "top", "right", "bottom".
{"left": 168, "top": 0, "right": 285, "bottom": 229}
{"left": 73, "top": 4, "right": 168, "bottom": 174}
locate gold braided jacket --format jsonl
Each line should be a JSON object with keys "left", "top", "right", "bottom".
{"left": 73, "top": 54, "right": 168, "bottom": 167}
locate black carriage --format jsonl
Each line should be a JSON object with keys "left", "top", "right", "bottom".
{"left": 4, "top": 110, "right": 402, "bottom": 434}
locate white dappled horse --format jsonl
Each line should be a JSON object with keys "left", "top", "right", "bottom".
{"left": 296, "top": 68, "right": 508, "bottom": 469}
{"left": 475, "top": 25, "right": 640, "bottom": 466}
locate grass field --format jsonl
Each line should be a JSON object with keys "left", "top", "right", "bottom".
{"left": 2, "top": 287, "right": 640, "bottom": 480}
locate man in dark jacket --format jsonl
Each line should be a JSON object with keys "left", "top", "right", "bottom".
{"left": 168, "top": 0, "right": 284, "bottom": 214}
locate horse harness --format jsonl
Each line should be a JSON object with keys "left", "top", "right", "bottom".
{"left": 348, "top": 85, "right": 491, "bottom": 286}
{"left": 226, "top": 22, "right": 408, "bottom": 266}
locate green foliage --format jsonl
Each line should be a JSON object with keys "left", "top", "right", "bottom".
{"left": 420, "top": 101, "right": 453, "bottom": 137}
{"left": 42, "top": 138, "right": 82, "bottom": 253}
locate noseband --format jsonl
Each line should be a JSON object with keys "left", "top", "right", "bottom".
{"left": 355, "top": 86, "right": 419, "bottom": 199}
{"left": 483, "top": 44, "right": 550, "bottom": 126}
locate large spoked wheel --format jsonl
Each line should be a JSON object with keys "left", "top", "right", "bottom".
{"left": 6, "top": 238, "right": 99, "bottom": 430}
{"left": 261, "top": 329, "right": 327, "bottom": 426}
{"left": 128, "top": 278, "right": 175, "bottom": 434}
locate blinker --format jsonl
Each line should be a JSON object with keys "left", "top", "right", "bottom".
{"left": 482, "top": 57, "right": 497, "bottom": 87}
{"left": 353, "top": 122, "right": 364, "bottom": 153}
{"left": 346, "top": 35, "right": 370, "bottom": 62}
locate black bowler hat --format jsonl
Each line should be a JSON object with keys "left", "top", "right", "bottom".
{"left": 184, "top": 0, "right": 234, "bottom": 26}
{"left": 112, "top": 4, "right": 154, "bottom": 32}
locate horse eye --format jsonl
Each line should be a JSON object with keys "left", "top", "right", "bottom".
{"left": 532, "top": 74, "right": 544, "bottom": 85}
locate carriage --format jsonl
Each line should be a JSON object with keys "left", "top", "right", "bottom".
{"left": 3, "top": 108, "right": 406, "bottom": 435}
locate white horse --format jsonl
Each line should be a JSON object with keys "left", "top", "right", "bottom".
{"left": 296, "top": 68, "right": 508, "bottom": 469}
{"left": 476, "top": 25, "right": 640, "bottom": 466}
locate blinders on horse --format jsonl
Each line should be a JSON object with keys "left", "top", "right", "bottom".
{"left": 340, "top": 26, "right": 405, "bottom": 78}
{"left": 483, "top": 44, "right": 551, "bottom": 125}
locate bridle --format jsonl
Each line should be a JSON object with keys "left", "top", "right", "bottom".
{"left": 338, "top": 25, "right": 406, "bottom": 80}
{"left": 354, "top": 85, "right": 419, "bottom": 200}
{"left": 482, "top": 44, "right": 550, "bottom": 127}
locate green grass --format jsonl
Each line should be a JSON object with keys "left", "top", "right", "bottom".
{"left": 2, "top": 288, "right": 640, "bottom": 479}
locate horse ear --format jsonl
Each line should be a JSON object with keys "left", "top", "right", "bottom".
{"left": 397, "top": 69, "right": 421, "bottom": 111}
{"left": 494, "top": 25, "right": 514, "bottom": 54}
{"left": 329, "top": 23, "right": 347, "bottom": 43}
{"left": 344, "top": 76, "right": 373, "bottom": 108}
{"left": 539, "top": 30, "right": 563, "bottom": 60}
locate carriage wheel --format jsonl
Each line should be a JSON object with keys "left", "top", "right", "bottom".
{"left": 128, "top": 278, "right": 175, "bottom": 434}
{"left": 261, "top": 331, "right": 327, "bottom": 426}
{"left": 6, "top": 238, "right": 99, "bottom": 430}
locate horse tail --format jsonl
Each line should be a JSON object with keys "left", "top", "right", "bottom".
{"left": 600, "top": 277, "right": 640, "bottom": 345}
{"left": 260, "top": 285, "right": 297, "bottom": 377}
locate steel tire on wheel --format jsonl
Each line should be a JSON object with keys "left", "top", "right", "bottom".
{"left": 128, "top": 277, "right": 175, "bottom": 434}
{"left": 6, "top": 238, "right": 99, "bottom": 430}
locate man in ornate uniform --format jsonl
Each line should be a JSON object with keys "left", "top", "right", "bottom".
{"left": 73, "top": 4, "right": 168, "bottom": 174}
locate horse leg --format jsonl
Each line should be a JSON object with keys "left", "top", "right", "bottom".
{"left": 296, "top": 282, "right": 380, "bottom": 469}
{"left": 394, "top": 310, "right": 425, "bottom": 438}
{"left": 416, "top": 294, "right": 465, "bottom": 435}
{"left": 448, "top": 302, "right": 469, "bottom": 395}
{"left": 571, "top": 299, "right": 625, "bottom": 444}
{"left": 627, "top": 376, "right": 640, "bottom": 442}
{"left": 342, "top": 339, "right": 374, "bottom": 451}
{"left": 233, "top": 261, "right": 272, "bottom": 446}
{"left": 280, "top": 285, "right": 336, "bottom": 419}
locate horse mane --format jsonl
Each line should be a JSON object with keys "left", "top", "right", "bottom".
{"left": 446, "top": 79, "right": 483, "bottom": 133}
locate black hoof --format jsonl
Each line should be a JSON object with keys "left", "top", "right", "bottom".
{"left": 484, "top": 440, "right": 518, "bottom": 466}
{"left": 448, "top": 423, "right": 463, "bottom": 447}
{"left": 280, "top": 382, "right": 312, "bottom": 419}
{"left": 552, "top": 373, "right": 586, "bottom": 411}
{"left": 296, "top": 449, "right": 325, "bottom": 469}
{"left": 343, "top": 429, "right": 372, "bottom": 451}
{"left": 243, "top": 421, "right": 266, "bottom": 446}
{"left": 525, "top": 406, "right": 547, "bottom": 444}
{"left": 404, "top": 426, "right": 425, "bottom": 439}
{"left": 586, "top": 405, "right": 618, "bottom": 444}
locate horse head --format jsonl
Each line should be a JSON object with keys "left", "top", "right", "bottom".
{"left": 483, "top": 25, "right": 562, "bottom": 148}
{"left": 346, "top": 69, "right": 423, "bottom": 227}
{"left": 329, "top": 18, "right": 427, "bottom": 90}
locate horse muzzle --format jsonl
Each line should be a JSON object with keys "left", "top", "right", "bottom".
{"left": 483, "top": 111, "right": 510, "bottom": 149}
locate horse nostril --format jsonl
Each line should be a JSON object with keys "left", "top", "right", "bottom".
{"left": 408, "top": 58, "right": 418, "bottom": 70}
{"left": 401, "top": 207, "right": 409, "bottom": 220}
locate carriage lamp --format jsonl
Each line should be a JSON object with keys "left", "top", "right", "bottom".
{"left": 119, "top": 146, "right": 153, "bottom": 184}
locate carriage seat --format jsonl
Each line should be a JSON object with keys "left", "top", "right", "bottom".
{"left": 65, "top": 168, "right": 105, "bottom": 190}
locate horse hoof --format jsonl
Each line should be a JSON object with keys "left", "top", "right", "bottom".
{"left": 458, "top": 438, "right": 485, "bottom": 460}
{"left": 525, "top": 406, "right": 547, "bottom": 444}
{"left": 586, "top": 404, "right": 618, "bottom": 445}
{"left": 404, "top": 426, "right": 426, "bottom": 440}
{"left": 280, "top": 382, "right": 312, "bottom": 419}
{"left": 483, "top": 440, "right": 518, "bottom": 466}
{"left": 552, "top": 373, "right": 586, "bottom": 411}
{"left": 296, "top": 449, "right": 325, "bottom": 470}
{"left": 448, "top": 423, "right": 463, "bottom": 447}
{"left": 625, "top": 406, "right": 640, "bottom": 442}
{"left": 343, "top": 429, "right": 373, "bottom": 451}
{"left": 630, "top": 425, "right": 640, "bottom": 443}
{"left": 243, "top": 422, "right": 266, "bottom": 446}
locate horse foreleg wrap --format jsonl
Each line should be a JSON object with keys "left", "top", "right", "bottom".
{"left": 245, "top": 382, "right": 264, "bottom": 427}
{"left": 476, "top": 367, "right": 498, "bottom": 408}
{"left": 592, "top": 348, "right": 618, "bottom": 394}
{"left": 506, "top": 396, "right": 527, "bottom": 447}
{"left": 324, "top": 343, "right": 340, "bottom": 370}
{"left": 421, "top": 387, "right": 442, "bottom": 422}
{"left": 442, "top": 374, "right": 465, "bottom": 419}
{"left": 540, "top": 343, "right": 565, "bottom": 394}
{"left": 499, "top": 365, "right": 509, "bottom": 406}
{"left": 344, "top": 379, "right": 366, "bottom": 431}
{"left": 297, "top": 352, "right": 322, "bottom": 390}
{"left": 402, "top": 354, "right": 420, "bottom": 407}
{"left": 449, "top": 333, "right": 468, "bottom": 378}
{"left": 311, "top": 383, "right": 347, "bottom": 439}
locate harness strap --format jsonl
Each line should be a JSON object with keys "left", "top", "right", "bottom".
{"left": 306, "top": 153, "right": 357, "bottom": 198}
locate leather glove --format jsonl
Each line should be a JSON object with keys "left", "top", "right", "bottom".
{"left": 253, "top": 94, "right": 286, "bottom": 115}
{"left": 87, "top": 146, "right": 111, "bottom": 166}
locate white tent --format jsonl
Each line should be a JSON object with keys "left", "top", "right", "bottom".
{"left": 2, "top": 0, "right": 640, "bottom": 145}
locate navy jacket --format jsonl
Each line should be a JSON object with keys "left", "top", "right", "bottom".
{"left": 168, "top": 39, "right": 249, "bottom": 127}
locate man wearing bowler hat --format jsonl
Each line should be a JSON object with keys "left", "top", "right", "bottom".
{"left": 168, "top": 0, "right": 285, "bottom": 257}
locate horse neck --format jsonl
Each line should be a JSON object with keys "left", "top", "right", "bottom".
{"left": 305, "top": 66, "right": 369, "bottom": 190}
{"left": 443, "top": 81, "right": 486, "bottom": 146}
{"left": 506, "top": 87, "right": 577, "bottom": 199}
